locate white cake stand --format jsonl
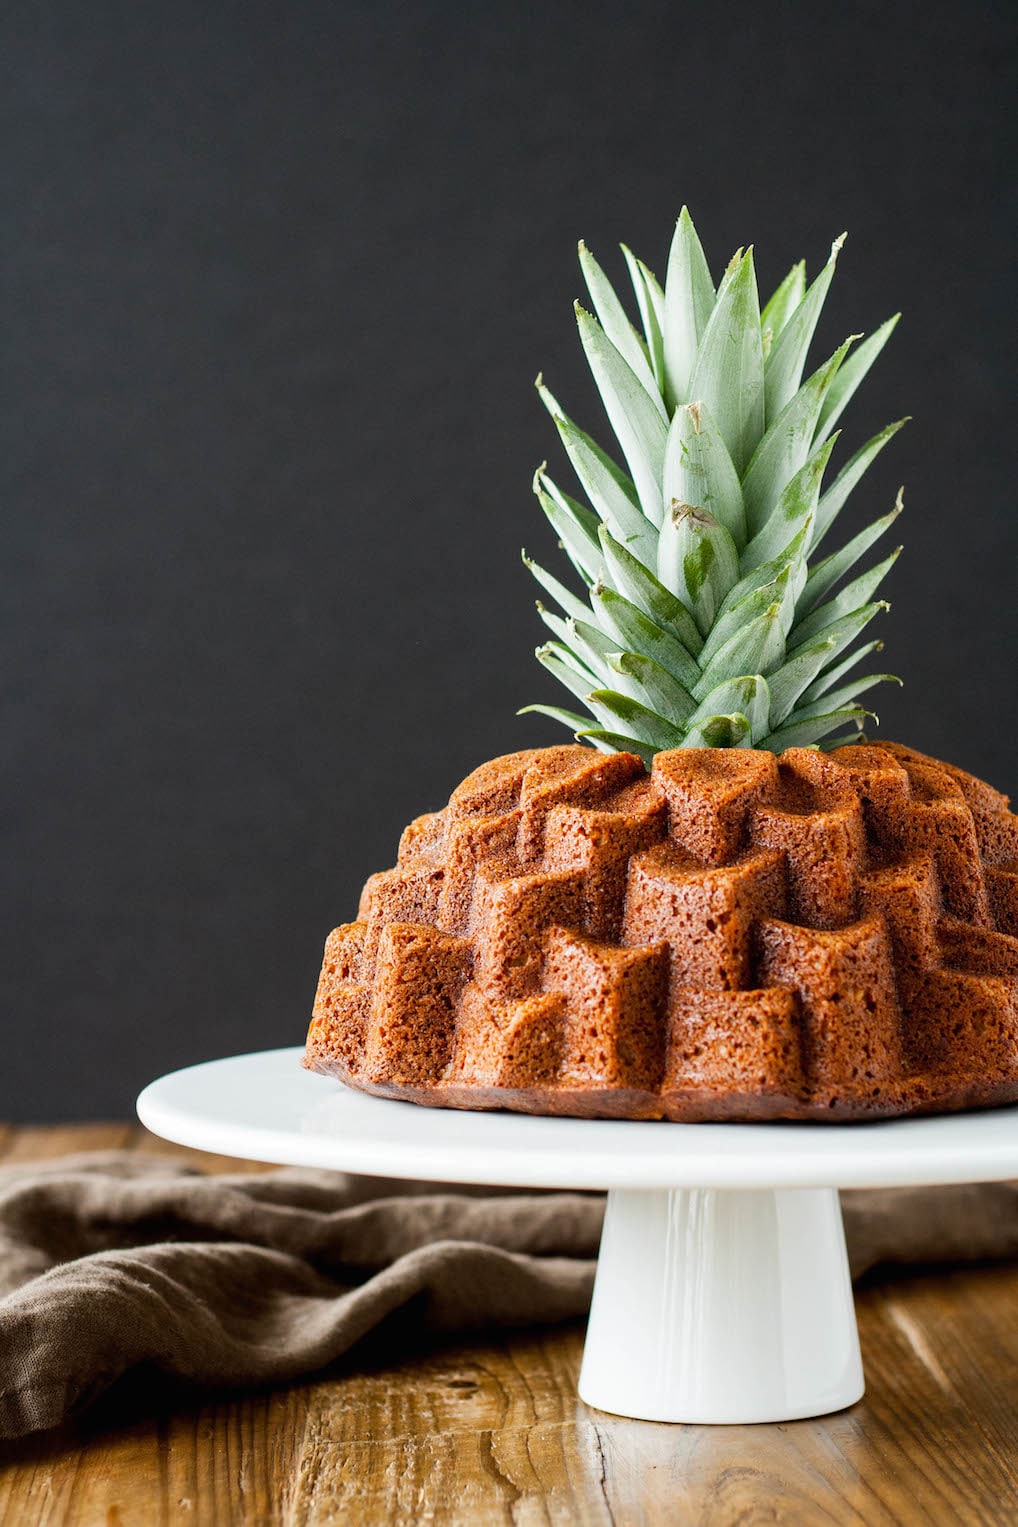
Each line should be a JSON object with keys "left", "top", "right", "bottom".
{"left": 137, "top": 1047, "right": 1018, "bottom": 1426}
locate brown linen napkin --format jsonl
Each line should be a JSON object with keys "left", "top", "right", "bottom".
{"left": 1, "top": 1152, "right": 1017, "bottom": 1440}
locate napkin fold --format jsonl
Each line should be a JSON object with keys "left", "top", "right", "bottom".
{"left": 1, "top": 1151, "right": 1016, "bottom": 1439}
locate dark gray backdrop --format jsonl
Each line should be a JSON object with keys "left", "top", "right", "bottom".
{"left": 4, "top": 1, "right": 1016, "bottom": 1120}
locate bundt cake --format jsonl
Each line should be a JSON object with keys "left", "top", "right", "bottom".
{"left": 303, "top": 741, "right": 1018, "bottom": 1122}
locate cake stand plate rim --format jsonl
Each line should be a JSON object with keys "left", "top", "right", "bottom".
{"left": 136, "top": 1047, "right": 1018, "bottom": 1191}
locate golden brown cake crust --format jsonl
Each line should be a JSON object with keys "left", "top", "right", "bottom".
{"left": 304, "top": 743, "right": 1018, "bottom": 1122}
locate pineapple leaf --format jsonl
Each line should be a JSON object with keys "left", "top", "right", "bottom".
{"left": 534, "top": 472, "right": 600, "bottom": 583}
{"left": 590, "top": 583, "right": 701, "bottom": 691}
{"left": 739, "top": 435, "right": 837, "bottom": 574}
{"left": 570, "top": 616, "right": 621, "bottom": 662}
{"left": 585, "top": 689, "right": 688, "bottom": 750}
{"left": 535, "top": 379, "right": 652, "bottom": 557}
{"left": 791, "top": 548, "right": 901, "bottom": 646}
{"left": 611, "top": 651, "right": 697, "bottom": 724}
{"left": 534, "top": 601, "right": 590, "bottom": 654}
{"left": 759, "top": 707, "right": 869, "bottom": 751}
{"left": 550, "top": 416, "right": 658, "bottom": 562}
{"left": 687, "top": 249, "right": 765, "bottom": 474}
{"left": 575, "top": 303, "right": 668, "bottom": 524}
{"left": 530, "top": 208, "right": 904, "bottom": 757}
{"left": 815, "top": 314, "right": 901, "bottom": 444}
{"left": 663, "top": 400, "right": 747, "bottom": 546}
{"left": 786, "top": 604, "right": 888, "bottom": 686}
{"left": 522, "top": 551, "right": 591, "bottom": 624}
{"left": 663, "top": 206, "right": 715, "bottom": 407}
{"left": 693, "top": 602, "right": 786, "bottom": 701}
{"left": 811, "top": 419, "right": 908, "bottom": 549}
{"left": 800, "top": 638, "right": 884, "bottom": 703}
{"left": 710, "top": 520, "right": 811, "bottom": 636}
{"left": 741, "top": 337, "right": 854, "bottom": 537}
{"left": 792, "top": 672, "right": 900, "bottom": 721}
{"left": 578, "top": 240, "right": 663, "bottom": 409}
{"left": 542, "top": 636, "right": 602, "bottom": 680}
{"left": 658, "top": 502, "right": 740, "bottom": 637}
{"left": 683, "top": 712, "right": 754, "bottom": 748}
{"left": 518, "top": 702, "right": 595, "bottom": 733}
{"left": 700, "top": 561, "right": 799, "bottom": 669}
{"left": 688, "top": 674, "right": 771, "bottom": 745}
{"left": 760, "top": 261, "right": 806, "bottom": 341}
{"left": 765, "top": 634, "right": 840, "bottom": 727}
{"left": 764, "top": 234, "right": 844, "bottom": 421}
{"left": 800, "top": 491, "right": 903, "bottom": 614}
{"left": 621, "top": 245, "right": 666, "bottom": 392}
{"left": 598, "top": 525, "right": 703, "bottom": 655}
{"left": 572, "top": 621, "right": 645, "bottom": 698}
{"left": 576, "top": 728, "right": 658, "bottom": 767}
{"left": 534, "top": 644, "right": 598, "bottom": 704}
{"left": 535, "top": 612, "right": 615, "bottom": 689}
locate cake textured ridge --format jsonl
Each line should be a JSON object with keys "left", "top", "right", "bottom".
{"left": 304, "top": 742, "right": 1018, "bottom": 1121}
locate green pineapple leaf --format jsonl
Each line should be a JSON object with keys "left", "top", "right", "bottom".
{"left": 662, "top": 205, "right": 715, "bottom": 407}
{"left": 791, "top": 548, "right": 901, "bottom": 646}
{"left": 760, "top": 261, "right": 806, "bottom": 343}
{"left": 598, "top": 525, "right": 703, "bottom": 654}
{"left": 575, "top": 303, "right": 668, "bottom": 523}
{"left": 759, "top": 706, "right": 871, "bottom": 751}
{"left": 700, "top": 561, "right": 800, "bottom": 670}
{"left": 765, "top": 234, "right": 845, "bottom": 420}
{"left": 535, "top": 380, "right": 652, "bottom": 560}
{"left": 739, "top": 435, "right": 837, "bottom": 573}
{"left": 811, "top": 420, "right": 908, "bottom": 549}
{"left": 590, "top": 583, "right": 701, "bottom": 691}
{"left": 621, "top": 245, "right": 666, "bottom": 392}
{"left": 611, "top": 651, "right": 697, "bottom": 724}
{"left": 741, "top": 338, "right": 854, "bottom": 536}
{"left": 687, "top": 675, "right": 771, "bottom": 745}
{"left": 585, "top": 689, "right": 688, "bottom": 751}
{"left": 523, "top": 551, "right": 591, "bottom": 624}
{"left": 534, "top": 644, "right": 599, "bottom": 704}
{"left": 800, "top": 638, "right": 885, "bottom": 705}
{"left": 657, "top": 502, "right": 740, "bottom": 637}
{"left": 816, "top": 314, "right": 901, "bottom": 443}
{"left": 693, "top": 602, "right": 786, "bottom": 700}
{"left": 791, "top": 672, "right": 901, "bottom": 722}
{"left": 787, "top": 604, "right": 889, "bottom": 685}
{"left": 578, "top": 240, "right": 662, "bottom": 406}
{"left": 533, "top": 471, "right": 600, "bottom": 583}
{"left": 687, "top": 250, "right": 765, "bottom": 474}
{"left": 663, "top": 401, "right": 747, "bottom": 546}
{"left": 683, "top": 712, "right": 754, "bottom": 748}
{"left": 576, "top": 729, "right": 658, "bottom": 767}
{"left": 800, "top": 491, "right": 903, "bottom": 614}
{"left": 525, "top": 206, "right": 904, "bottom": 757}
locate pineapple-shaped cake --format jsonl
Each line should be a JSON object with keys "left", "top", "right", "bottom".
{"left": 305, "top": 210, "right": 1018, "bottom": 1122}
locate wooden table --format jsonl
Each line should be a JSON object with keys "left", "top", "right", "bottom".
{"left": 1, "top": 1126, "right": 1017, "bottom": 1525}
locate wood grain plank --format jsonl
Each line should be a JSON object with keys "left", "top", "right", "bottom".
{"left": 61, "top": 1387, "right": 311, "bottom": 1527}
{"left": 2, "top": 1293, "right": 1018, "bottom": 1527}
{"left": 287, "top": 1273, "right": 1018, "bottom": 1527}
{"left": 288, "top": 1327, "right": 612, "bottom": 1526}
{"left": 0, "top": 1123, "right": 135, "bottom": 1163}
{"left": 0, "top": 1385, "right": 313, "bottom": 1527}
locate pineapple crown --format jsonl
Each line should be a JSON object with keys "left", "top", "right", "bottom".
{"left": 521, "top": 207, "right": 906, "bottom": 766}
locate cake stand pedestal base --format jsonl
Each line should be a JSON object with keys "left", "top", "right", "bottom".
{"left": 137, "top": 1050, "right": 1018, "bottom": 1427}
{"left": 578, "top": 1186, "right": 863, "bottom": 1424}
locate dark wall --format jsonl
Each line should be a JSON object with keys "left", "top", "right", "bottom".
{"left": 3, "top": 0, "right": 1016, "bottom": 1119}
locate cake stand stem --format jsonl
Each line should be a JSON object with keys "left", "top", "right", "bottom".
{"left": 578, "top": 1186, "right": 864, "bottom": 1424}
